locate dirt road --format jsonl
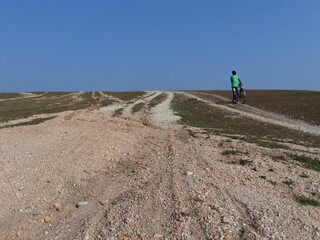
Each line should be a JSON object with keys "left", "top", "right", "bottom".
{"left": 1, "top": 92, "right": 319, "bottom": 240}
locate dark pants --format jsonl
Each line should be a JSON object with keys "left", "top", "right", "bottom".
{"left": 232, "top": 87, "right": 238, "bottom": 102}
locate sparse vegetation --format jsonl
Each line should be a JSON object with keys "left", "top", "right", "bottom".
{"left": 132, "top": 102, "right": 145, "bottom": 113}
{"left": 239, "top": 159, "right": 253, "bottom": 165}
{"left": 148, "top": 93, "right": 167, "bottom": 108}
{"left": 283, "top": 180, "right": 295, "bottom": 186}
{"left": 295, "top": 196, "right": 320, "bottom": 206}
{"left": 259, "top": 176, "right": 267, "bottom": 180}
{"left": 268, "top": 180, "right": 277, "bottom": 186}
{"left": 257, "top": 141, "right": 290, "bottom": 149}
{"left": 222, "top": 150, "right": 247, "bottom": 156}
{"left": 0, "top": 116, "right": 56, "bottom": 129}
{"left": 268, "top": 168, "right": 275, "bottom": 172}
{"left": 113, "top": 108, "right": 124, "bottom": 117}
{"left": 299, "top": 174, "right": 310, "bottom": 178}
{"left": 290, "top": 154, "right": 320, "bottom": 172}
{"left": 272, "top": 155, "right": 286, "bottom": 161}
{"left": 222, "top": 150, "right": 238, "bottom": 155}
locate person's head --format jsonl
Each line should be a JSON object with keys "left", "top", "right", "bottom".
{"left": 232, "top": 70, "right": 236, "bottom": 75}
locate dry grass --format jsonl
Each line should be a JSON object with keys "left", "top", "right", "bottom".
{"left": 222, "top": 150, "right": 248, "bottom": 156}
{"left": 132, "top": 102, "right": 145, "bottom": 113}
{"left": 290, "top": 154, "right": 320, "bottom": 172}
{"left": 0, "top": 116, "right": 57, "bottom": 129}
{"left": 295, "top": 196, "right": 320, "bottom": 206}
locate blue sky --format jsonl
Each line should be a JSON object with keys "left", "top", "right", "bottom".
{"left": 1, "top": 0, "right": 320, "bottom": 92}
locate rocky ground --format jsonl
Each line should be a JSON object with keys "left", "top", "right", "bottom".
{"left": 0, "top": 92, "right": 319, "bottom": 240}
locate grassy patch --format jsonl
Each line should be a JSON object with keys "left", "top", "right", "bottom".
{"left": 259, "top": 176, "right": 267, "bottom": 179}
{"left": 295, "top": 196, "right": 320, "bottom": 206}
{"left": 239, "top": 159, "right": 253, "bottom": 165}
{"left": 113, "top": 108, "right": 124, "bottom": 117}
{"left": 282, "top": 180, "right": 295, "bottom": 186}
{"left": 257, "top": 141, "right": 290, "bottom": 149}
{"left": 132, "top": 102, "right": 145, "bottom": 113}
{"left": 290, "top": 154, "right": 320, "bottom": 172}
{"left": 148, "top": 93, "right": 168, "bottom": 108}
{"left": 222, "top": 150, "right": 244, "bottom": 155}
{"left": 272, "top": 155, "right": 286, "bottom": 161}
{"left": 171, "top": 93, "right": 320, "bottom": 149}
{"left": 268, "top": 180, "right": 277, "bottom": 186}
{"left": 299, "top": 174, "right": 310, "bottom": 178}
{"left": 103, "top": 91, "right": 146, "bottom": 101}
{"left": 0, "top": 116, "right": 56, "bottom": 129}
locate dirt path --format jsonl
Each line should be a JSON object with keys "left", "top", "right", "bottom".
{"left": 1, "top": 109, "right": 319, "bottom": 240}
{"left": 100, "top": 91, "right": 181, "bottom": 130}
{"left": 121, "top": 91, "right": 160, "bottom": 119}
{"left": 182, "top": 92, "right": 320, "bottom": 136}
{"left": 150, "top": 92, "right": 181, "bottom": 130}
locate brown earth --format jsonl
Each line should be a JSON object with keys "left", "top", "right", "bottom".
{"left": 1, "top": 93, "right": 320, "bottom": 240}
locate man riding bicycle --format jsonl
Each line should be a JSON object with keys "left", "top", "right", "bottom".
{"left": 230, "top": 70, "right": 242, "bottom": 103}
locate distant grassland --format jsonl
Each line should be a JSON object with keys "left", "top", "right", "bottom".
{"left": 0, "top": 93, "right": 24, "bottom": 99}
{"left": 197, "top": 90, "right": 320, "bottom": 126}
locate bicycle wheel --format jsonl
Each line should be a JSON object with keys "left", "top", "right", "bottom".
{"left": 235, "top": 89, "right": 240, "bottom": 103}
{"left": 240, "top": 89, "right": 246, "bottom": 104}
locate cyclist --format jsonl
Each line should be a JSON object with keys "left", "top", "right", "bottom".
{"left": 230, "top": 70, "right": 242, "bottom": 103}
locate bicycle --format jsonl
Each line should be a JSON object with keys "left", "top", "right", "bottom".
{"left": 235, "top": 84, "right": 246, "bottom": 104}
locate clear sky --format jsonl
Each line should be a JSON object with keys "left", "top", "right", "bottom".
{"left": 1, "top": 0, "right": 320, "bottom": 92}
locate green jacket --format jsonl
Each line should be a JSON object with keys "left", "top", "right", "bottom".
{"left": 231, "top": 75, "right": 240, "bottom": 88}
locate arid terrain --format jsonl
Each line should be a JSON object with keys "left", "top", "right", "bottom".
{"left": 0, "top": 91, "right": 320, "bottom": 240}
